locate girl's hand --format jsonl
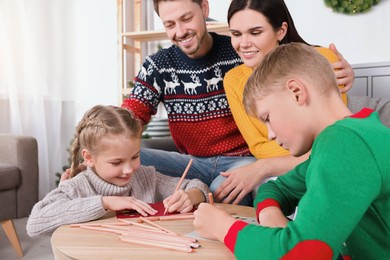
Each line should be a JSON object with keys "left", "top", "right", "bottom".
{"left": 193, "top": 203, "right": 235, "bottom": 241}
{"left": 163, "top": 190, "right": 193, "bottom": 213}
{"left": 102, "top": 196, "right": 158, "bottom": 216}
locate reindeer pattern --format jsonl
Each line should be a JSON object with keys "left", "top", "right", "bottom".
{"left": 157, "top": 68, "right": 224, "bottom": 96}
{"left": 181, "top": 74, "right": 202, "bottom": 95}
{"left": 163, "top": 72, "right": 180, "bottom": 94}
{"left": 204, "top": 67, "right": 222, "bottom": 92}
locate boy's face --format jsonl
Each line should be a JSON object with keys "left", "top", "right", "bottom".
{"left": 254, "top": 90, "right": 314, "bottom": 157}
{"left": 158, "top": 0, "right": 209, "bottom": 58}
{"left": 82, "top": 135, "right": 141, "bottom": 187}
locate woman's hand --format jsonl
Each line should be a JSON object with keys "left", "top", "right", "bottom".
{"left": 102, "top": 196, "right": 158, "bottom": 216}
{"left": 329, "top": 43, "right": 355, "bottom": 93}
{"left": 193, "top": 203, "right": 235, "bottom": 241}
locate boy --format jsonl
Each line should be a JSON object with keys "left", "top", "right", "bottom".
{"left": 193, "top": 43, "right": 390, "bottom": 259}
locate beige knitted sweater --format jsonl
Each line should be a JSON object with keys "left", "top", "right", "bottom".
{"left": 27, "top": 166, "right": 209, "bottom": 237}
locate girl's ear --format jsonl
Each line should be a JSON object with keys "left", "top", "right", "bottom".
{"left": 286, "top": 79, "right": 307, "bottom": 106}
{"left": 81, "top": 149, "right": 94, "bottom": 168}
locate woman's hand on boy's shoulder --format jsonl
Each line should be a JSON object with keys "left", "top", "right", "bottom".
{"left": 329, "top": 43, "right": 355, "bottom": 93}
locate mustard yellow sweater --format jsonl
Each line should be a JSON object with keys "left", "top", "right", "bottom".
{"left": 224, "top": 47, "right": 348, "bottom": 159}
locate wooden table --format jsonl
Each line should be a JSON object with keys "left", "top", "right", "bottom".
{"left": 51, "top": 203, "right": 255, "bottom": 260}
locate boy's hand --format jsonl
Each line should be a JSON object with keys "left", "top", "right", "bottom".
{"left": 102, "top": 196, "right": 158, "bottom": 216}
{"left": 193, "top": 203, "right": 235, "bottom": 241}
{"left": 163, "top": 190, "right": 193, "bottom": 213}
{"left": 258, "top": 206, "right": 288, "bottom": 228}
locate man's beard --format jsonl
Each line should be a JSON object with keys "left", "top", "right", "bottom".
{"left": 176, "top": 30, "right": 207, "bottom": 57}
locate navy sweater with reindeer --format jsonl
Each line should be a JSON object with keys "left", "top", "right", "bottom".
{"left": 122, "top": 33, "right": 250, "bottom": 157}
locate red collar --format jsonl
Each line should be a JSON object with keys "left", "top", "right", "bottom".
{"left": 350, "top": 108, "right": 374, "bottom": 118}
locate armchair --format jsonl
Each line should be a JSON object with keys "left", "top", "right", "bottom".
{"left": 0, "top": 134, "right": 39, "bottom": 257}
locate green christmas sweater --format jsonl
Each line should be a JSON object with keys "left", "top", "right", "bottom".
{"left": 224, "top": 109, "right": 390, "bottom": 260}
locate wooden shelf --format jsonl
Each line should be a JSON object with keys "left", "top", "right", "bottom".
{"left": 122, "top": 23, "right": 229, "bottom": 42}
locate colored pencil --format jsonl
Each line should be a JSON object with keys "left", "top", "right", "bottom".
{"left": 208, "top": 192, "right": 214, "bottom": 205}
{"left": 163, "top": 159, "right": 193, "bottom": 215}
{"left": 120, "top": 236, "right": 194, "bottom": 253}
{"left": 139, "top": 217, "right": 178, "bottom": 235}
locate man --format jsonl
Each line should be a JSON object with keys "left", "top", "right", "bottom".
{"left": 121, "top": 0, "right": 354, "bottom": 205}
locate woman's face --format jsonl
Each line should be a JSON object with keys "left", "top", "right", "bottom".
{"left": 229, "top": 9, "right": 287, "bottom": 69}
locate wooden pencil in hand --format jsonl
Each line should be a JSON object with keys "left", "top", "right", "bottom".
{"left": 163, "top": 159, "right": 193, "bottom": 215}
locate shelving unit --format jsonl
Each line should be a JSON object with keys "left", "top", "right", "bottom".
{"left": 116, "top": 0, "right": 229, "bottom": 103}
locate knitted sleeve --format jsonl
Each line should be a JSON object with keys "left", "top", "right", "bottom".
{"left": 315, "top": 47, "right": 348, "bottom": 105}
{"left": 224, "top": 65, "right": 289, "bottom": 158}
{"left": 224, "top": 126, "right": 382, "bottom": 259}
{"left": 121, "top": 56, "right": 162, "bottom": 125}
{"left": 26, "top": 177, "right": 107, "bottom": 238}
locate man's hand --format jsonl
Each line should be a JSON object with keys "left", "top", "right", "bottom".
{"left": 214, "top": 163, "right": 264, "bottom": 205}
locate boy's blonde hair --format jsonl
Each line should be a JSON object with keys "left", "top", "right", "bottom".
{"left": 243, "top": 42, "right": 339, "bottom": 117}
{"left": 69, "top": 105, "right": 142, "bottom": 177}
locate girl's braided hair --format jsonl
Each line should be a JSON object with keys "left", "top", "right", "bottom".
{"left": 69, "top": 105, "right": 142, "bottom": 177}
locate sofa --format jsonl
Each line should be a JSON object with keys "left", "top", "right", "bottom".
{"left": 0, "top": 134, "right": 39, "bottom": 257}
{"left": 348, "top": 95, "right": 390, "bottom": 127}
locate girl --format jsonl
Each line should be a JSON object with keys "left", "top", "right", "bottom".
{"left": 27, "top": 105, "right": 209, "bottom": 237}
{"left": 213, "top": 0, "right": 355, "bottom": 204}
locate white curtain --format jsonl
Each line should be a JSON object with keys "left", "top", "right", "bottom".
{"left": 0, "top": 0, "right": 118, "bottom": 198}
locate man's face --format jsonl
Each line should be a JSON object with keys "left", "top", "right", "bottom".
{"left": 158, "top": 0, "right": 209, "bottom": 58}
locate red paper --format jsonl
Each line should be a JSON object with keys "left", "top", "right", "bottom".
{"left": 116, "top": 201, "right": 194, "bottom": 219}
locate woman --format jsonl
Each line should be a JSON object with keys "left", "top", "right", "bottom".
{"left": 214, "top": 0, "right": 355, "bottom": 204}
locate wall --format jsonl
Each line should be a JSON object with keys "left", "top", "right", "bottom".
{"left": 208, "top": 0, "right": 390, "bottom": 65}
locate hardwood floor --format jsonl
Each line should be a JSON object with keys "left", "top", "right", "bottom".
{"left": 0, "top": 217, "right": 53, "bottom": 260}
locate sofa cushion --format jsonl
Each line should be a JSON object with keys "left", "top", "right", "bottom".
{"left": 348, "top": 95, "right": 390, "bottom": 127}
{"left": 0, "top": 163, "right": 20, "bottom": 190}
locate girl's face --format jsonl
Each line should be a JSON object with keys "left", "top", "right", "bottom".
{"left": 229, "top": 9, "right": 287, "bottom": 69}
{"left": 83, "top": 135, "right": 141, "bottom": 187}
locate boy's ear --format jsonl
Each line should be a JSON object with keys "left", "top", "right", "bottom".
{"left": 286, "top": 79, "right": 307, "bottom": 106}
{"left": 81, "top": 149, "right": 94, "bottom": 167}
